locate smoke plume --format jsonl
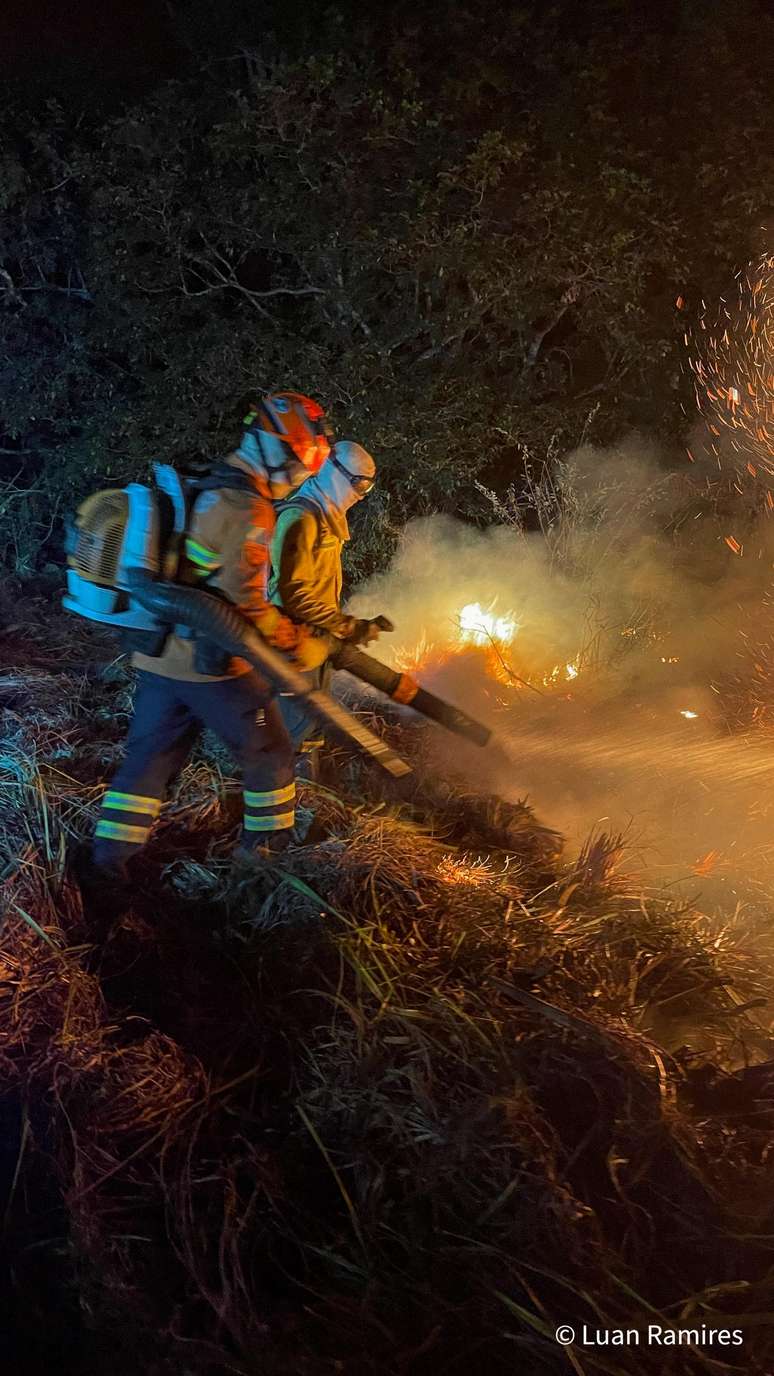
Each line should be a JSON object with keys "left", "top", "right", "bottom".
{"left": 346, "top": 435, "right": 774, "bottom": 897}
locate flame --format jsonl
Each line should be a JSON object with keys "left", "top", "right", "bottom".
{"left": 458, "top": 602, "right": 519, "bottom": 646}
{"left": 391, "top": 600, "right": 584, "bottom": 693}
{"left": 392, "top": 631, "right": 450, "bottom": 677}
{"left": 541, "top": 661, "right": 580, "bottom": 686}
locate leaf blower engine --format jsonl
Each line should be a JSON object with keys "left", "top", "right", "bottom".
{"left": 64, "top": 465, "right": 189, "bottom": 638}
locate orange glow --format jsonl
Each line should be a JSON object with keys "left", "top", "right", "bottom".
{"left": 392, "top": 631, "right": 450, "bottom": 677}
{"left": 693, "top": 850, "right": 721, "bottom": 875}
{"left": 436, "top": 854, "right": 494, "bottom": 886}
{"left": 394, "top": 601, "right": 584, "bottom": 693}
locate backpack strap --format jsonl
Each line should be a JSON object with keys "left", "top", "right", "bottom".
{"left": 174, "top": 464, "right": 260, "bottom": 585}
{"left": 275, "top": 494, "right": 326, "bottom": 553}
{"left": 186, "top": 462, "right": 257, "bottom": 498}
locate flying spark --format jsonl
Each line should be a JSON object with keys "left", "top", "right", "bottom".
{"left": 689, "top": 254, "right": 774, "bottom": 481}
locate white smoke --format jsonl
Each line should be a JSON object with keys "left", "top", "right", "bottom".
{"left": 346, "top": 435, "right": 774, "bottom": 895}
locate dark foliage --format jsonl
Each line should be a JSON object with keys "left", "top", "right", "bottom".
{"left": 3, "top": 1, "right": 774, "bottom": 573}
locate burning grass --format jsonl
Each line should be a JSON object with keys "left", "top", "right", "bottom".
{"left": 2, "top": 599, "right": 774, "bottom": 1373}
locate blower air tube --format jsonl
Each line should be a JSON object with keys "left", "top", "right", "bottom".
{"left": 126, "top": 573, "right": 412, "bottom": 779}
{"left": 330, "top": 643, "right": 492, "bottom": 748}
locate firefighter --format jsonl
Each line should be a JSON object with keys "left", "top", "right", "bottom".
{"left": 89, "top": 393, "right": 332, "bottom": 882}
{"left": 269, "top": 439, "right": 390, "bottom": 776}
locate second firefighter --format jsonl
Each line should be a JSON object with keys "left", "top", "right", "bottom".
{"left": 269, "top": 440, "right": 391, "bottom": 775}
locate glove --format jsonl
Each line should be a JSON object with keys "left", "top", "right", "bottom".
{"left": 345, "top": 615, "right": 395, "bottom": 647}
{"left": 292, "top": 628, "right": 334, "bottom": 671}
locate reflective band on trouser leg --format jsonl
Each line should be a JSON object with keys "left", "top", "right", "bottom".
{"left": 94, "top": 819, "right": 153, "bottom": 845}
{"left": 244, "top": 811, "right": 295, "bottom": 833}
{"left": 102, "top": 790, "right": 163, "bottom": 818}
{"left": 243, "top": 780, "right": 296, "bottom": 834}
{"left": 93, "top": 788, "right": 163, "bottom": 863}
{"left": 96, "top": 789, "right": 162, "bottom": 836}
{"left": 244, "top": 783, "right": 296, "bottom": 809}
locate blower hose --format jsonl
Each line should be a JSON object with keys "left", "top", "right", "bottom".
{"left": 126, "top": 573, "right": 412, "bottom": 778}
{"left": 330, "top": 643, "right": 491, "bottom": 748}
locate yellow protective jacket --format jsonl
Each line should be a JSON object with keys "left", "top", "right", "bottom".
{"left": 269, "top": 500, "right": 354, "bottom": 637}
{"left": 133, "top": 457, "right": 306, "bottom": 683}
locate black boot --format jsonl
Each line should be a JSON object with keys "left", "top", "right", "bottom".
{"left": 73, "top": 847, "right": 134, "bottom": 940}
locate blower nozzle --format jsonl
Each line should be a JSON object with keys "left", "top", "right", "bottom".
{"left": 330, "top": 643, "right": 491, "bottom": 748}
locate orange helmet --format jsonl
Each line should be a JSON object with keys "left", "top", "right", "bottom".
{"left": 243, "top": 391, "right": 332, "bottom": 474}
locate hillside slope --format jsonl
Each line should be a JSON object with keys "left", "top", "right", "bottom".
{"left": 0, "top": 594, "right": 773, "bottom": 1375}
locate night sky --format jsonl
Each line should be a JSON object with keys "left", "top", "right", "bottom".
{"left": 0, "top": 0, "right": 177, "bottom": 86}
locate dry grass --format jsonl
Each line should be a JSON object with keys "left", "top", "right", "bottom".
{"left": 1, "top": 598, "right": 774, "bottom": 1374}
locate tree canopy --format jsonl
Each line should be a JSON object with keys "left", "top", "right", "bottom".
{"left": 2, "top": 0, "right": 774, "bottom": 573}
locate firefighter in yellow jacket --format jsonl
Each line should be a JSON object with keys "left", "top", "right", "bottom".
{"left": 90, "top": 393, "right": 332, "bottom": 880}
{"left": 269, "top": 440, "right": 390, "bottom": 775}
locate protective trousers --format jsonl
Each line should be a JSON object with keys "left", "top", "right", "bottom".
{"left": 92, "top": 669, "right": 295, "bottom": 871}
{"left": 277, "top": 661, "right": 330, "bottom": 762}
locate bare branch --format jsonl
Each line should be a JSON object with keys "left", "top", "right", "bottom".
{"left": 42, "top": 174, "right": 74, "bottom": 193}
{"left": 18, "top": 285, "right": 93, "bottom": 302}
{"left": 177, "top": 243, "right": 325, "bottom": 319}
{"left": 416, "top": 332, "right": 460, "bottom": 365}
{"left": 0, "top": 265, "right": 92, "bottom": 304}
{"left": 0, "top": 268, "right": 23, "bottom": 305}
{"left": 239, "top": 284, "right": 325, "bottom": 300}
{"left": 522, "top": 283, "right": 581, "bottom": 375}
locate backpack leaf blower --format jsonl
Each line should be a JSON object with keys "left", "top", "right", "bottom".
{"left": 63, "top": 467, "right": 412, "bottom": 779}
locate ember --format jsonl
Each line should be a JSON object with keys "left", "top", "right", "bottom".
{"left": 689, "top": 254, "right": 774, "bottom": 480}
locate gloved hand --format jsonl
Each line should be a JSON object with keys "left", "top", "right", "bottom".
{"left": 292, "top": 628, "right": 334, "bottom": 671}
{"left": 346, "top": 615, "right": 395, "bottom": 647}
